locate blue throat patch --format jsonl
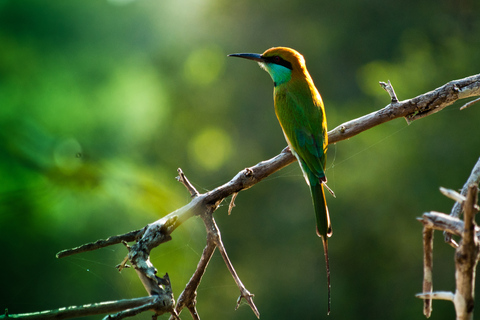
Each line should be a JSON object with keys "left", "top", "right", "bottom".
{"left": 259, "top": 62, "right": 292, "bottom": 87}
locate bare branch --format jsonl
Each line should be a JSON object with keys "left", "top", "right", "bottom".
{"left": 422, "top": 227, "right": 434, "bottom": 318}
{"left": 329, "top": 74, "right": 480, "bottom": 141}
{"left": 417, "top": 183, "right": 480, "bottom": 320}
{"left": 56, "top": 229, "right": 144, "bottom": 258}
{"left": 0, "top": 297, "right": 163, "bottom": 320}
{"left": 172, "top": 239, "right": 217, "bottom": 319}
{"left": 454, "top": 184, "right": 479, "bottom": 320}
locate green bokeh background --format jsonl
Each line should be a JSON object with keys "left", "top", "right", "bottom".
{"left": 1, "top": 0, "right": 480, "bottom": 319}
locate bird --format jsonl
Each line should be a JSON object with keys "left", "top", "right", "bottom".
{"left": 228, "top": 47, "right": 333, "bottom": 313}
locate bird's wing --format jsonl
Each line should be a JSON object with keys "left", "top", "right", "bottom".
{"left": 277, "top": 88, "right": 327, "bottom": 183}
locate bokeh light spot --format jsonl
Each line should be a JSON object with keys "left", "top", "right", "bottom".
{"left": 188, "top": 127, "right": 232, "bottom": 171}
{"left": 184, "top": 45, "right": 225, "bottom": 86}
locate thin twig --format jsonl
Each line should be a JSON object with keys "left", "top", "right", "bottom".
{"left": 202, "top": 213, "right": 260, "bottom": 318}
{"left": 56, "top": 229, "right": 145, "bottom": 258}
{"left": 379, "top": 80, "right": 398, "bottom": 102}
{"left": 0, "top": 297, "right": 160, "bottom": 320}
{"left": 177, "top": 168, "right": 199, "bottom": 197}
{"left": 228, "top": 193, "right": 238, "bottom": 215}
{"left": 460, "top": 97, "right": 480, "bottom": 110}
{"left": 103, "top": 297, "right": 169, "bottom": 320}
{"left": 172, "top": 239, "right": 217, "bottom": 320}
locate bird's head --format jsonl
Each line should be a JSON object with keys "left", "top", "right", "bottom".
{"left": 228, "top": 47, "right": 307, "bottom": 87}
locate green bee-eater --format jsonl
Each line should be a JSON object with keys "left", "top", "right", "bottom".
{"left": 229, "top": 47, "right": 333, "bottom": 313}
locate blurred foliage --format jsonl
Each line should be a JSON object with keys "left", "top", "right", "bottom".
{"left": 1, "top": 0, "right": 480, "bottom": 319}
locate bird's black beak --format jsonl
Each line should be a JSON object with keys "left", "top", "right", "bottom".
{"left": 228, "top": 53, "right": 265, "bottom": 62}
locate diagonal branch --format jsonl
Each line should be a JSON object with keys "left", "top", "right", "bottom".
{"left": 201, "top": 213, "right": 260, "bottom": 318}
{"left": 0, "top": 296, "right": 166, "bottom": 320}
{"left": 56, "top": 229, "right": 145, "bottom": 259}
{"left": 329, "top": 74, "right": 480, "bottom": 142}
{"left": 172, "top": 238, "right": 217, "bottom": 319}
{"left": 444, "top": 157, "right": 480, "bottom": 247}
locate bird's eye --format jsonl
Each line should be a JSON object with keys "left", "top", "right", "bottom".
{"left": 273, "top": 56, "right": 281, "bottom": 63}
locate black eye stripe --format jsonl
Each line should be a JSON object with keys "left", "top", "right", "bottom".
{"left": 263, "top": 55, "right": 293, "bottom": 70}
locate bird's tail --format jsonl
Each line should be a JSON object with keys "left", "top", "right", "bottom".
{"left": 311, "top": 182, "right": 332, "bottom": 315}
{"left": 311, "top": 182, "right": 332, "bottom": 239}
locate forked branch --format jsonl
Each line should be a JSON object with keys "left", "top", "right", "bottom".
{"left": 417, "top": 176, "right": 480, "bottom": 319}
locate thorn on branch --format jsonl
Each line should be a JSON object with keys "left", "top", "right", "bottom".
{"left": 177, "top": 168, "right": 199, "bottom": 197}
{"left": 444, "top": 235, "right": 460, "bottom": 249}
{"left": 379, "top": 80, "right": 399, "bottom": 103}
{"left": 228, "top": 193, "right": 238, "bottom": 215}
{"left": 236, "top": 291, "right": 258, "bottom": 315}
{"left": 116, "top": 253, "right": 131, "bottom": 272}
{"left": 157, "top": 273, "right": 171, "bottom": 287}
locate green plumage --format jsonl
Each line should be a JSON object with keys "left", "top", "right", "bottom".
{"left": 273, "top": 74, "right": 331, "bottom": 239}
